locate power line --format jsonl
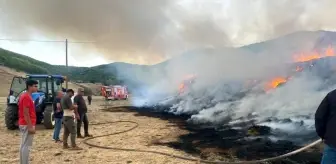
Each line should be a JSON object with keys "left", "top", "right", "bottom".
{"left": 0, "top": 38, "right": 64, "bottom": 43}
{"left": 0, "top": 38, "right": 95, "bottom": 89}
{"left": 0, "top": 38, "right": 95, "bottom": 43}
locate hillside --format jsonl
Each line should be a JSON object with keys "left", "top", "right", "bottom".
{"left": 0, "top": 48, "right": 117, "bottom": 84}
{"left": 0, "top": 48, "right": 164, "bottom": 92}
{"left": 239, "top": 30, "right": 336, "bottom": 58}
{"left": 1, "top": 30, "right": 336, "bottom": 90}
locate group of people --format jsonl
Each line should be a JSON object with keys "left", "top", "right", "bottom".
{"left": 52, "top": 87, "right": 93, "bottom": 147}
{"left": 18, "top": 79, "right": 93, "bottom": 164}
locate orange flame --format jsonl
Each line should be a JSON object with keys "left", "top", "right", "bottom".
{"left": 265, "top": 77, "right": 287, "bottom": 91}
{"left": 295, "top": 66, "right": 303, "bottom": 72}
{"left": 326, "top": 46, "right": 334, "bottom": 57}
{"left": 179, "top": 83, "right": 185, "bottom": 93}
{"left": 293, "top": 46, "right": 335, "bottom": 62}
{"left": 178, "top": 74, "right": 197, "bottom": 94}
{"left": 263, "top": 46, "right": 334, "bottom": 92}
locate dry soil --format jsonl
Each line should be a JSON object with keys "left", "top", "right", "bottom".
{"left": 0, "top": 97, "right": 198, "bottom": 164}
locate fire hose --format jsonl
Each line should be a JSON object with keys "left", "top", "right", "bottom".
{"left": 83, "top": 108, "right": 322, "bottom": 164}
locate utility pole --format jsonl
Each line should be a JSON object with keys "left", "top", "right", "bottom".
{"left": 65, "top": 39, "right": 68, "bottom": 89}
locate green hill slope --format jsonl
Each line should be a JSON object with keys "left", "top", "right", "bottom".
{"left": 0, "top": 48, "right": 120, "bottom": 85}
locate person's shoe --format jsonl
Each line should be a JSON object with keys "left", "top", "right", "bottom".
{"left": 84, "top": 134, "right": 93, "bottom": 138}
{"left": 55, "top": 139, "right": 63, "bottom": 143}
{"left": 63, "top": 144, "right": 69, "bottom": 149}
{"left": 77, "top": 134, "right": 84, "bottom": 138}
{"left": 69, "top": 146, "right": 83, "bottom": 150}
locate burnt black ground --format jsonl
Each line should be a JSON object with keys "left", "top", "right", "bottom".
{"left": 102, "top": 106, "right": 322, "bottom": 164}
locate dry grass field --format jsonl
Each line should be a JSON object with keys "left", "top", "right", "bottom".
{"left": 0, "top": 96, "right": 198, "bottom": 164}
{"left": 0, "top": 66, "right": 201, "bottom": 164}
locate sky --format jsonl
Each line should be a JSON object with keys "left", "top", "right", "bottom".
{"left": 1, "top": 0, "right": 336, "bottom": 67}
{"left": 0, "top": 37, "right": 108, "bottom": 67}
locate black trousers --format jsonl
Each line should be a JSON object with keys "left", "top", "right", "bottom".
{"left": 77, "top": 113, "right": 89, "bottom": 136}
{"left": 88, "top": 96, "right": 92, "bottom": 105}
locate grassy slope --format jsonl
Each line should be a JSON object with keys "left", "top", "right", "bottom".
{"left": 0, "top": 48, "right": 117, "bottom": 84}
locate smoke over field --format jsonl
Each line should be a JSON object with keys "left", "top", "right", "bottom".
{"left": 127, "top": 31, "right": 336, "bottom": 144}
{"left": 2, "top": 0, "right": 336, "bottom": 64}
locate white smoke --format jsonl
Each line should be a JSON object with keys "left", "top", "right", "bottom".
{"left": 2, "top": 0, "right": 336, "bottom": 64}
{"left": 189, "top": 72, "right": 330, "bottom": 123}
{"left": 129, "top": 41, "right": 336, "bottom": 143}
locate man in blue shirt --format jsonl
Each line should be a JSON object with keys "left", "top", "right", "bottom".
{"left": 53, "top": 91, "right": 64, "bottom": 142}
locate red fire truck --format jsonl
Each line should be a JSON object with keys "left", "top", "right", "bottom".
{"left": 101, "top": 85, "right": 128, "bottom": 100}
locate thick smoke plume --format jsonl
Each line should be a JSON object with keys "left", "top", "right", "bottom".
{"left": 130, "top": 39, "right": 336, "bottom": 144}
{"left": 2, "top": 0, "right": 336, "bottom": 143}
{"left": 1, "top": 0, "right": 336, "bottom": 64}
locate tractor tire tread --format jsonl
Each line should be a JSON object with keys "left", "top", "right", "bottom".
{"left": 5, "top": 105, "right": 18, "bottom": 130}
{"left": 43, "top": 105, "right": 54, "bottom": 129}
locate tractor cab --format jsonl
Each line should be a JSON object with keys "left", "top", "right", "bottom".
{"left": 5, "top": 74, "right": 67, "bottom": 130}
{"left": 26, "top": 74, "right": 66, "bottom": 103}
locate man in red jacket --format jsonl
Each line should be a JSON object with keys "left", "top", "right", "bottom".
{"left": 18, "top": 79, "right": 38, "bottom": 164}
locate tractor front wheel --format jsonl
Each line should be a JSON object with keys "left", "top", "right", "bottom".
{"left": 5, "top": 105, "right": 18, "bottom": 130}
{"left": 43, "top": 105, "right": 55, "bottom": 129}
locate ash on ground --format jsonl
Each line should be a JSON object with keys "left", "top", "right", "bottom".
{"left": 134, "top": 106, "right": 322, "bottom": 164}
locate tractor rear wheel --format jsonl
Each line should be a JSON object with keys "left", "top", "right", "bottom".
{"left": 43, "top": 105, "right": 55, "bottom": 129}
{"left": 5, "top": 105, "right": 18, "bottom": 130}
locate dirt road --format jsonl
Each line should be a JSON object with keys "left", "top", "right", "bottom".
{"left": 0, "top": 97, "right": 195, "bottom": 164}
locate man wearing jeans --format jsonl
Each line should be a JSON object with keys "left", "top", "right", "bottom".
{"left": 74, "top": 88, "right": 93, "bottom": 138}
{"left": 18, "top": 79, "right": 38, "bottom": 164}
{"left": 315, "top": 90, "right": 336, "bottom": 163}
{"left": 52, "top": 91, "right": 64, "bottom": 142}
{"left": 61, "top": 89, "right": 82, "bottom": 150}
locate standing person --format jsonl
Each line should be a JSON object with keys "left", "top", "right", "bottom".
{"left": 74, "top": 88, "right": 93, "bottom": 138}
{"left": 52, "top": 91, "right": 64, "bottom": 143}
{"left": 18, "top": 79, "right": 38, "bottom": 164}
{"left": 315, "top": 90, "right": 336, "bottom": 164}
{"left": 61, "top": 89, "right": 82, "bottom": 150}
{"left": 87, "top": 93, "right": 92, "bottom": 105}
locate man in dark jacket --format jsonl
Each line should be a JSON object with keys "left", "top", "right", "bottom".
{"left": 53, "top": 91, "right": 64, "bottom": 142}
{"left": 74, "top": 88, "right": 93, "bottom": 138}
{"left": 315, "top": 90, "right": 336, "bottom": 163}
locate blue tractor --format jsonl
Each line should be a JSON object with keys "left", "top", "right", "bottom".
{"left": 5, "top": 74, "right": 67, "bottom": 130}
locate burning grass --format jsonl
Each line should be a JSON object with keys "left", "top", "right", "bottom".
{"left": 113, "top": 106, "right": 323, "bottom": 163}
{"left": 293, "top": 46, "right": 335, "bottom": 63}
